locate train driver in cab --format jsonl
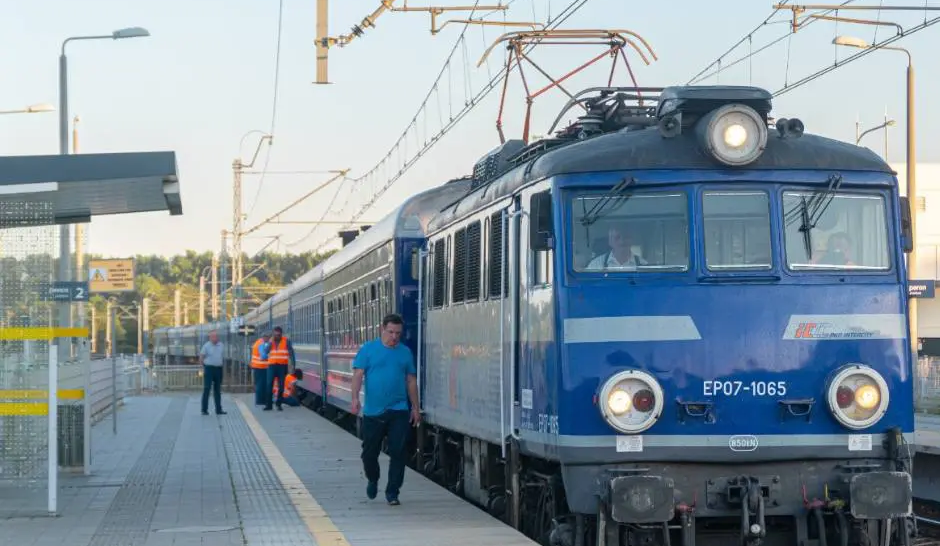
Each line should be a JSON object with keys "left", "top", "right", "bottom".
{"left": 585, "top": 222, "right": 648, "bottom": 271}
{"left": 812, "top": 232, "right": 856, "bottom": 267}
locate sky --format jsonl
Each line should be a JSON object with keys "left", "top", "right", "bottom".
{"left": 2, "top": 0, "right": 938, "bottom": 259}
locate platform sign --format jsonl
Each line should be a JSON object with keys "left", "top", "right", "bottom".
{"left": 909, "top": 279, "right": 935, "bottom": 299}
{"left": 88, "top": 259, "right": 135, "bottom": 293}
{"left": 39, "top": 281, "right": 90, "bottom": 302}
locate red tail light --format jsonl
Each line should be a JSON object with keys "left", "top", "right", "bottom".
{"left": 633, "top": 389, "right": 655, "bottom": 413}
{"left": 836, "top": 386, "right": 854, "bottom": 409}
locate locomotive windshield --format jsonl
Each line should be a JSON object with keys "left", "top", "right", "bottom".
{"left": 783, "top": 191, "right": 890, "bottom": 270}
{"left": 570, "top": 192, "right": 689, "bottom": 272}
{"left": 569, "top": 188, "right": 892, "bottom": 273}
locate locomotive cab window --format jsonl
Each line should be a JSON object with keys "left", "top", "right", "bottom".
{"left": 702, "top": 191, "right": 772, "bottom": 270}
{"left": 783, "top": 191, "right": 890, "bottom": 271}
{"left": 570, "top": 191, "right": 689, "bottom": 272}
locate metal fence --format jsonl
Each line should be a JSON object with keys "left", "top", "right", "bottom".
{"left": 0, "top": 201, "right": 58, "bottom": 517}
{"left": 144, "top": 361, "right": 254, "bottom": 394}
{"left": 917, "top": 356, "right": 940, "bottom": 413}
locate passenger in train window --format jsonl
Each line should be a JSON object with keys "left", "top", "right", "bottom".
{"left": 350, "top": 313, "right": 421, "bottom": 506}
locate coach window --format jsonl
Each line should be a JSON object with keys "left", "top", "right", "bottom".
{"left": 369, "top": 283, "right": 377, "bottom": 339}
{"left": 702, "top": 191, "right": 772, "bottom": 270}
{"left": 571, "top": 191, "right": 689, "bottom": 272}
{"left": 783, "top": 191, "right": 890, "bottom": 271}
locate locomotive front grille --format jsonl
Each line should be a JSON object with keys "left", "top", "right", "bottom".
{"left": 608, "top": 475, "right": 676, "bottom": 524}
{"left": 849, "top": 471, "right": 912, "bottom": 520}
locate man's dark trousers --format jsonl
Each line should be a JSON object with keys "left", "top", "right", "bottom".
{"left": 201, "top": 365, "right": 224, "bottom": 414}
{"left": 252, "top": 368, "right": 266, "bottom": 405}
{"left": 265, "top": 364, "right": 288, "bottom": 409}
{"left": 361, "top": 410, "right": 410, "bottom": 499}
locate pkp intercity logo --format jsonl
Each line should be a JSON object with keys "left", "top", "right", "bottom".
{"left": 782, "top": 314, "right": 905, "bottom": 341}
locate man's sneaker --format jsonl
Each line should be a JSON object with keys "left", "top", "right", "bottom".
{"left": 386, "top": 496, "right": 400, "bottom": 506}
{"left": 366, "top": 481, "right": 378, "bottom": 500}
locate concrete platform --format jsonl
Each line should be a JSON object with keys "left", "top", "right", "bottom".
{"left": 0, "top": 393, "right": 537, "bottom": 546}
{"left": 915, "top": 414, "right": 940, "bottom": 455}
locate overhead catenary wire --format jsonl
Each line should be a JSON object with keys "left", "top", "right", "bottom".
{"left": 772, "top": 13, "right": 940, "bottom": 97}
{"left": 246, "top": 0, "right": 286, "bottom": 219}
{"left": 686, "top": 0, "right": 794, "bottom": 84}
{"left": 304, "top": 0, "right": 592, "bottom": 252}
{"left": 688, "top": 0, "right": 859, "bottom": 85}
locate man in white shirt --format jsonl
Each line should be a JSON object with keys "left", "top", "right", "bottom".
{"left": 199, "top": 330, "right": 226, "bottom": 415}
{"left": 585, "top": 224, "right": 648, "bottom": 271}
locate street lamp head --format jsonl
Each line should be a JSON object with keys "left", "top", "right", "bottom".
{"left": 26, "top": 103, "right": 55, "bottom": 113}
{"left": 833, "top": 35, "right": 871, "bottom": 50}
{"left": 886, "top": 119, "right": 897, "bottom": 127}
{"left": 112, "top": 27, "right": 150, "bottom": 40}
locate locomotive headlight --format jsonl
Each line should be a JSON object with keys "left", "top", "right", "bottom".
{"left": 598, "top": 370, "right": 664, "bottom": 434}
{"left": 608, "top": 389, "right": 632, "bottom": 415}
{"left": 826, "top": 364, "right": 890, "bottom": 430}
{"left": 697, "top": 103, "right": 768, "bottom": 167}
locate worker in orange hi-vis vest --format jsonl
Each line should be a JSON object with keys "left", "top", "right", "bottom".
{"left": 264, "top": 326, "right": 295, "bottom": 412}
{"left": 272, "top": 369, "right": 303, "bottom": 408}
{"left": 250, "top": 332, "right": 271, "bottom": 406}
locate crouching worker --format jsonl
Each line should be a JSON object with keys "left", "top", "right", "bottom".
{"left": 272, "top": 369, "right": 303, "bottom": 407}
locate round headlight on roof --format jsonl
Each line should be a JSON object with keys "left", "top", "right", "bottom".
{"left": 598, "top": 370, "right": 664, "bottom": 434}
{"left": 826, "top": 364, "right": 890, "bottom": 430}
{"left": 696, "top": 103, "right": 768, "bottom": 167}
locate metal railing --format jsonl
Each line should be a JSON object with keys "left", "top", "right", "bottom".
{"left": 917, "top": 356, "right": 940, "bottom": 413}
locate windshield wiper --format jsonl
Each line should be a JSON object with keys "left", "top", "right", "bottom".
{"left": 798, "top": 195, "right": 812, "bottom": 257}
{"left": 806, "top": 173, "right": 843, "bottom": 226}
{"left": 580, "top": 177, "right": 637, "bottom": 226}
{"left": 784, "top": 173, "right": 843, "bottom": 260}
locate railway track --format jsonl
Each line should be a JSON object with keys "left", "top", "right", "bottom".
{"left": 299, "top": 390, "right": 940, "bottom": 546}
{"left": 916, "top": 499, "right": 940, "bottom": 544}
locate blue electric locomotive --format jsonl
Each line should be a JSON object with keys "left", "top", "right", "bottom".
{"left": 153, "top": 85, "right": 915, "bottom": 546}
{"left": 416, "top": 86, "right": 915, "bottom": 546}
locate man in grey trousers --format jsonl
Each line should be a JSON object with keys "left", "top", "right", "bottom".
{"left": 200, "top": 330, "right": 227, "bottom": 415}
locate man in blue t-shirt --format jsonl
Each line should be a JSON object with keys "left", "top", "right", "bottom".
{"left": 351, "top": 313, "right": 421, "bottom": 506}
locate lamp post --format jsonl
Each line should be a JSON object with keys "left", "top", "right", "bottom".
{"left": 834, "top": 35, "right": 918, "bottom": 358}
{"left": 57, "top": 27, "right": 150, "bottom": 356}
{"left": 0, "top": 103, "right": 55, "bottom": 115}
{"left": 50, "top": 27, "right": 149, "bottom": 515}
{"left": 856, "top": 118, "right": 895, "bottom": 146}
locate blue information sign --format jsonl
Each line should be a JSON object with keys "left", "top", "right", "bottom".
{"left": 39, "top": 281, "right": 90, "bottom": 302}
{"left": 909, "top": 279, "right": 935, "bottom": 299}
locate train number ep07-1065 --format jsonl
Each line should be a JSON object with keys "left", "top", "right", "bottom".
{"left": 702, "top": 380, "right": 788, "bottom": 397}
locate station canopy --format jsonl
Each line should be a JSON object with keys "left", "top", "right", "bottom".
{"left": 0, "top": 151, "right": 181, "bottom": 225}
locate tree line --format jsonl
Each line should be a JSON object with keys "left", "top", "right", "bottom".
{"left": 91, "top": 250, "right": 336, "bottom": 354}
{"left": 0, "top": 250, "right": 333, "bottom": 355}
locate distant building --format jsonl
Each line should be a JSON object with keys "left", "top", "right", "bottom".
{"left": 892, "top": 163, "right": 940, "bottom": 356}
